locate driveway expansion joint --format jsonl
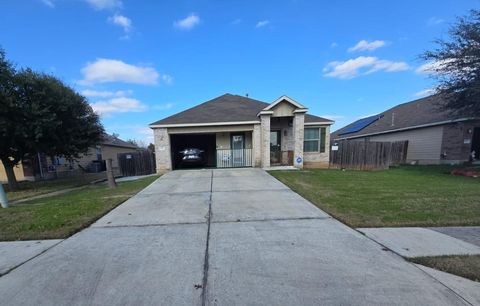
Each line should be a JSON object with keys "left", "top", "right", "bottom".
{"left": 0, "top": 239, "right": 64, "bottom": 278}
{"left": 201, "top": 170, "right": 213, "bottom": 306}
{"left": 92, "top": 221, "right": 207, "bottom": 229}
{"left": 211, "top": 216, "right": 331, "bottom": 224}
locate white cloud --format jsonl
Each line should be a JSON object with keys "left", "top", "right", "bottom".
{"left": 85, "top": 0, "right": 122, "bottom": 10}
{"left": 256, "top": 20, "right": 270, "bottom": 28}
{"left": 414, "top": 88, "right": 436, "bottom": 97}
{"left": 174, "top": 13, "right": 200, "bottom": 30}
{"left": 90, "top": 97, "right": 147, "bottom": 115}
{"left": 415, "top": 60, "right": 452, "bottom": 75}
{"left": 108, "top": 14, "right": 132, "bottom": 34}
{"left": 135, "top": 127, "right": 154, "bottom": 141}
{"left": 153, "top": 103, "right": 175, "bottom": 111}
{"left": 81, "top": 89, "right": 132, "bottom": 98}
{"left": 323, "top": 56, "right": 409, "bottom": 79}
{"left": 41, "top": 0, "right": 55, "bottom": 8}
{"left": 348, "top": 40, "right": 386, "bottom": 52}
{"left": 79, "top": 58, "right": 163, "bottom": 85}
{"left": 427, "top": 17, "right": 445, "bottom": 26}
{"left": 161, "top": 74, "right": 173, "bottom": 85}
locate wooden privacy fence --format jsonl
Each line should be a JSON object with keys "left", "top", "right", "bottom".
{"left": 330, "top": 140, "right": 408, "bottom": 170}
{"left": 118, "top": 151, "right": 156, "bottom": 176}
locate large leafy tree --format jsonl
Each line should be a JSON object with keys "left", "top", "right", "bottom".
{"left": 421, "top": 9, "right": 480, "bottom": 114}
{"left": 0, "top": 48, "right": 104, "bottom": 190}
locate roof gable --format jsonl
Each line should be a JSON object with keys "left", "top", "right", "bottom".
{"left": 262, "top": 95, "right": 307, "bottom": 111}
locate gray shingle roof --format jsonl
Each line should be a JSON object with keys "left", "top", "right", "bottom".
{"left": 101, "top": 134, "right": 138, "bottom": 149}
{"left": 150, "top": 94, "right": 333, "bottom": 126}
{"left": 331, "top": 95, "right": 475, "bottom": 140}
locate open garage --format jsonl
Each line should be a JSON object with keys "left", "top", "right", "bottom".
{"left": 170, "top": 134, "right": 216, "bottom": 169}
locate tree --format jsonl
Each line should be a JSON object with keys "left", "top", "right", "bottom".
{"left": 421, "top": 9, "right": 480, "bottom": 114}
{"left": 0, "top": 48, "right": 104, "bottom": 190}
{"left": 147, "top": 143, "right": 155, "bottom": 153}
{"left": 0, "top": 48, "right": 21, "bottom": 190}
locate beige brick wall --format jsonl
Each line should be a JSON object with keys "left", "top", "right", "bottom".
{"left": 304, "top": 125, "right": 330, "bottom": 168}
{"left": 293, "top": 113, "right": 305, "bottom": 168}
{"left": 260, "top": 115, "right": 271, "bottom": 167}
{"left": 253, "top": 124, "right": 262, "bottom": 167}
{"left": 154, "top": 128, "right": 172, "bottom": 172}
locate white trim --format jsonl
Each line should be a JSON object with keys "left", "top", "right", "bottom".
{"left": 149, "top": 121, "right": 260, "bottom": 128}
{"left": 258, "top": 110, "right": 274, "bottom": 116}
{"left": 263, "top": 95, "right": 308, "bottom": 111}
{"left": 304, "top": 121, "right": 334, "bottom": 126}
{"left": 333, "top": 118, "right": 474, "bottom": 140}
{"left": 293, "top": 108, "right": 308, "bottom": 114}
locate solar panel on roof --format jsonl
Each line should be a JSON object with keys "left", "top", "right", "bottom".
{"left": 339, "top": 114, "right": 383, "bottom": 135}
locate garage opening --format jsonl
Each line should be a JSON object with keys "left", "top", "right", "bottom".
{"left": 170, "top": 134, "right": 216, "bottom": 169}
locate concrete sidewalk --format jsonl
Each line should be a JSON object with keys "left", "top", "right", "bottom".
{"left": 358, "top": 227, "right": 480, "bottom": 257}
{"left": 0, "top": 240, "right": 62, "bottom": 275}
{"left": 0, "top": 168, "right": 474, "bottom": 305}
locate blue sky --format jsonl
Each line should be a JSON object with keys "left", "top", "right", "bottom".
{"left": 1, "top": 0, "right": 478, "bottom": 144}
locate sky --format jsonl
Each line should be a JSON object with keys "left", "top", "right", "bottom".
{"left": 1, "top": 0, "right": 478, "bottom": 144}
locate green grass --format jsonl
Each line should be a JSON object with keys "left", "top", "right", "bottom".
{"left": 0, "top": 175, "right": 159, "bottom": 241}
{"left": 410, "top": 255, "right": 480, "bottom": 282}
{"left": 4, "top": 173, "right": 108, "bottom": 201}
{"left": 270, "top": 165, "right": 480, "bottom": 227}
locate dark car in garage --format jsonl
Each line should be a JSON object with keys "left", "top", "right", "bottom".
{"left": 178, "top": 148, "right": 206, "bottom": 167}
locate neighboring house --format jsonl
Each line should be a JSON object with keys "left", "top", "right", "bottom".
{"left": 331, "top": 95, "right": 480, "bottom": 165}
{"left": 0, "top": 134, "right": 139, "bottom": 182}
{"left": 149, "top": 94, "right": 334, "bottom": 171}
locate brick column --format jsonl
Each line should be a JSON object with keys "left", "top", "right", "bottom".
{"left": 260, "top": 114, "right": 271, "bottom": 168}
{"left": 252, "top": 124, "right": 262, "bottom": 167}
{"left": 293, "top": 112, "right": 305, "bottom": 168}
{"left": 153, "top": 128, "right": 172, "bottom": 172}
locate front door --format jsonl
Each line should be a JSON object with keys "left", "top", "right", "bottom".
{"left": 270, "top": 130, "right": 281, "bottom": 165}
{"left": 471, "top": 127, "right": 480, "bottom": 159}
{"left": 231, "top": 134, "right": 245, "bottom": 167}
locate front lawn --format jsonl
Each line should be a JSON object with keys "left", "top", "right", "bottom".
{"left": 410, "top": 255, "right": 480, "bottom": 282}
{"left": 0, "top": 175, "right": 159, "bottom": 241}
{"left": 4, "top": 172, "right": 108, "bottom": 202}
{"left": 270, "top": 165, "right": 480, "bottom": 227}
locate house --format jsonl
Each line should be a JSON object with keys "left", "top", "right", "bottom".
{"left": 331, "top": 95, "right": 480, "bottom": 165}
{"left": 0, "top": 134, "right": 139, "bottom": 182}
{"left": 149, "top": 94, "right": 334, "bottom": 171}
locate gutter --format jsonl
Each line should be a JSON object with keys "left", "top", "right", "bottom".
{"left": 149, "top": 121, "right": 261, "bottom": 129}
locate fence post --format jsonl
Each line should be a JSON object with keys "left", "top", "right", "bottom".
{"left": 106, "top": 159, "right": 117, "bottom": 188}
{"left": 0, "top": 184, "right": 9, "bottom": 208}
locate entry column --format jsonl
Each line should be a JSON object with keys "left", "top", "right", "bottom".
{"left": 153, "top": 128, "right": 172, "bottom": 172}
{"left": 293, "top": 111, "right": 305, "bottom": 169}
{"left": 260, "top": 113, "right": 271, "bottom": 168}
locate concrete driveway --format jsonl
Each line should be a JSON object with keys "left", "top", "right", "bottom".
{"left": 0, "top": 169, "right": 472, "bottom": 305}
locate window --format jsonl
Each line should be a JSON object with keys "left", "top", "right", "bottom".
{"left": 304, "top": 127, "right": 326, "bottom": 153}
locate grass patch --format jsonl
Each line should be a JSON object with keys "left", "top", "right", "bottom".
{"left": 4, "top": 173, "right": 108, "bottom": 201}
{"left": 410, "top": 255, "right": 480, "bottom": 282}
{"left": 0, "top": 175, "right": 159, "bottom": 241}
{"left": 269, "top": 165, "right": 480, "bottom": 227}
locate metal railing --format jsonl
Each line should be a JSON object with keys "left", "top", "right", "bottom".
{"left": 216, "top": 149, "right": 253, "bottom": 168}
